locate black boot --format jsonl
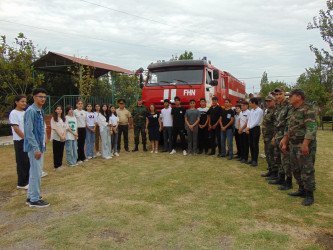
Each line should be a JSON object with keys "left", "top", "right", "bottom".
{"left": 288, "top": 185, "right": 306, "bottom": 197}
{"left": 268, "top": 173, "right": 285, "bottom": 185}
{"left": 278, "top": 176, "right": 293, "bottom": 190}
{"left": 266, "top": 171, "right": 278, "bottom": 180}
{"left": 132, "top": 145, "right": 139, "bottom": 152}
{"left": 261, "top": 170, "right": 272, "bottom": 177}
{"left": 143, "top": 144, "right": 147, "bottom": 152}
{"left": 301, "top": 191, "right": 314, "bottom": 206}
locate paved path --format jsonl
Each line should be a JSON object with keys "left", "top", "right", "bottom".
{"left": 0, "top": 136, "right": 13, "bottom": 147}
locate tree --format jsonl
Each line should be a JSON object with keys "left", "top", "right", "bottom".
{"left": 170, "top": 50, "right": 193, "bottom": 61}
{"left": 259, "top": 71, "right": 291, "bottom": 100}
{"left": 0, "top": 33, "right": 44, "bottom": 116}
{"left": 307, "top": 1, "right": 333, "bottom": 93}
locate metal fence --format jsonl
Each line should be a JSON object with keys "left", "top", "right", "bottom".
{"left": 44, "top": 95, "right": 114, "bottom": 114}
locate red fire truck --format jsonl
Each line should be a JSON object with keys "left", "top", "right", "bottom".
{"left": 141, "top": 59, "right": 245, "bottom": 111}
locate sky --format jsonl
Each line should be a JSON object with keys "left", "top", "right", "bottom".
{"left": 0, "top": 0, "right": 329, "bottom": 93}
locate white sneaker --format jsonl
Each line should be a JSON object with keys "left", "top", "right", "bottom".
{"left": 96, "top": 152, "right": 101, "bottom": 157}
{"left": 183, "top": 150, "right": 187, "bottom": 156}
{"left": 104, "top": 156, "right": 112, "bottom": 159}
{"left": 114, "top": 152, "right": 119, "bottom": 157}
{"left": 41, "top": 172, "right": 48, "bottom": 178}
{"left": 17, "top": 184, "right": 29, "bottom": 190}
{"left": 77, "top": 161, "right": 83, "bottom": 164}
{"left": 170, "top": 149, "right": 176, "bottom": 155}
{"left": 154, "top": 151, "right": 158, "bottom": 153}
{"left": 84, "top": 159, "right": 88, "bottom": 162}
{"left": 150, "top": 150, "right": 154, "bottom": 153}
{"left": 87, "top": 157, "right": 92, "bottom": 160}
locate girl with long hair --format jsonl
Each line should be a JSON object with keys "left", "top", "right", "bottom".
{"left": 85, "top": 103, "right": 97, "bottom": 159}
{"left": 94, "top": 103, "right": 101, "bottom": 157}
{"left": 145, "top": 104, "right": 162, "bottom": 153}
{"left": 98, "top": 104, "right": 112, "bottom": 159}
{"left": 74, "top": 99, "right": 87, "bottom": 163}
{"left": 50, "top": 105, "right": 67, "bottom": 170}
{"left": 9, "top": 95, "right": 30, "bottom": 189}
{"left": 109, "top": 105, "right": 119, "bottom": 156}
{"left": 65, "top": 105, "right": 78, "bottom": 166}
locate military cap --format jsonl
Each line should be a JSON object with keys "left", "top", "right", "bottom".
{"left": 118, "top": 99, "right": 126, "bottom": 104}
{"left": 274, "top": 86, "right": 286, "bottom": 92}
{"left": 289, "top": 88, "right": 305, "bottom": 97}
{"left": 265, "top": 95, "right": 275, "bottom": 101}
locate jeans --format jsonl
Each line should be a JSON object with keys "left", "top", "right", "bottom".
{"left": 14, "top": 140, "right": 30, "bottom": 186}
{"left": 221, "top": 129, "right": 233, "bottom": 157}
{"left": 187, "top": 126, "right": 198, "bottom": 152}
{"left": 85, "top": 126, "right": 96, "bottom": 157}
{"left": 100, "top": 126, "right": 111, "bottom": 158}
{"left": 111, "top": 129, "right": 118, "bottom": 153}
{"left": 27, "top": 151, "right": 44, "bottom": 202}
{"left": 65, "top": 140, "right": 78, "bottom": 166}
{"left": 163, "top": 127, "right": 173, "bottom": 152}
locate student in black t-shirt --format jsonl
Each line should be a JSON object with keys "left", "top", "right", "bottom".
{"left": 220, "top": 99, "right": 234, "bottom": 159}
{"left": 207, "top": 96, "right": 222, "bottom": 156}
{"left": 170, "top": 96, "right": 187, "bottom": 155}
{"left": 197, "top": 98, "right": 209, "bottom": 154}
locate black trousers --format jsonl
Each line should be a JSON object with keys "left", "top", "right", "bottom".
{"left": 241, "top": 132, "right": 249, "bottom": 161}
{"left": 77, "top": 127, "right": 86, "bottom": 161}
{"left": 249, "top": 126, "right": 261, "bottom": 163}
{"left": 198, "top": 126, "right": 209, "bottom": 152}
{"left": 53, "top": 140, "right": 65, "bottom": 168}
{"left": 234, "top": 129, "right": 242, "bottom": 158}
{"left": 163, "top": 127, "right": 173, "bottom": 152}
{"left": 172, "top": 127, "right": 186, "bottom": 150}
{"left": 14, "top": 140, "right": 30, "bottom": 187}
{"left": 118, "top": 125, "right": 129, "bottom": 151}
{"left": 209, "top": 125, "right": 221, "bottom": 154}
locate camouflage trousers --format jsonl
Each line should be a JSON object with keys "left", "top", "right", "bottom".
{"left": 274, "top": 137, "right": 292, "bottom": 177}
{"left": 289, "top": 141, "right": 316, "bottom": 192}
{"left": 134, "top": 124, "right": 147, "bottom": 145}
{"left": 264, "top": 135, "right": 278, "bottom": 172}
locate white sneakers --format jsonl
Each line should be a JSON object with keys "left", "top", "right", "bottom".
{"left": 170, "top": 149, "right": 176, "bottom": 155}
{"left": 17, "top": 184, "right": 29, "bottom": 190}
{"left": 103, "top": 156, "right": 112, "bottom": 159}
{"left": 96, "top": 152, "right": 101, "bottom": 157}
{"left": 114, "top": 152, "right": 119, "bottom": 157}
{"left": 41, "top": 172, "right": 48, "bottom": 178}
{"left": 183, "top": 150, "right": 187, "bottom": 156}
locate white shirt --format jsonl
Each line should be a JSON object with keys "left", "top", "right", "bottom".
{"left": 160, "top": 107, "right": 173, "bottom": 127}
{"left": 98, "top": 114, "right": 108, "bottom": 132}
{"left": 74, "top": 109, "right": 86, "bottom": 128}
{"left": 234, "top": 113, "right": 240, "bottom": 129}
{"left": 239, "top": 109, "right": 250, "bottom": 132}
{"left": 9, "top": 109, "right": 25, "bottom": 141}
{"left": 86, "top": 112, "right": 97, "bottom": 127}
{"left": 109, "top": 114, "right": 119, "bottom": 127}
{"left": 65, "top": 115, "right": 77, "bottom": 140}
{"left": 50, "top": 117, "right": 67, "bottom": 141}
{"left": 247, "top": 107, "right": 263, "bottom": 129}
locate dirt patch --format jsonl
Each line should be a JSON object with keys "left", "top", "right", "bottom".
{"left": 2, "top": 239, "right": 51, "bottom": 250}
{"left": 217, "top": 235, "right": 232, "bottom": 249}
{"left": 314, "top": 232, "right": 333, "bottom": 250}
{"left": 88, "top": 229, "right": 128, "bottom": 244}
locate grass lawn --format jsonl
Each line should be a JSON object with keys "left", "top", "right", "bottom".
{"left": 0, "top": 131, "right": 333, "bottom": 249}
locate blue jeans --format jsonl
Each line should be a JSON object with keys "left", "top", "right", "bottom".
{"left": 221, "top": 129, "right": 233, "bottom": 157}
{"left": 85, "top": 126, "right": 95, "bottom": 157}
{"left": 65, "top": 140, "right": 78, "bottom": 165}
{"left": 100, "top": 126, "right": 111, "bottom": 158}
{"left": 27, "top": 151, "right": 44, "bottom": 202}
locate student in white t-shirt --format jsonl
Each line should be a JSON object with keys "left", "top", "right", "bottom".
{"left": 109, "top": 105, "right": 120, "bottom": 156}
{"left": 85, "top": 103, "right": 97, "bottom": 159}
{"left": 94, "top": 104, "right": 101, "bottom": 157}
{"left": 65, "top": 105, "right": 78, "bottom": 166}
{"left": 50, "top": 105, "right": 67, "bottom": 171}
{"left": 9, "top": 95, "right": 30, "bottom": 189}
{"left": 160, "top": 99, "right": 173, "bottom": 153}
{"left": 98, "top": 104, "right": 112, "bottom": 159}
{"left": 74, "top": 100, "right": 87, "bottom": 163}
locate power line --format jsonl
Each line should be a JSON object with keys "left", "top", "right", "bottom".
{"left": 239, "top": 75, "right": 300, "bottom": 80}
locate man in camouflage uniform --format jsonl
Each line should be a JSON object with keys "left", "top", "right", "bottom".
{"left": 131, "top": 97, "right": 148, "bottom": 152}
{"left": 280, "top": 88, "right": 317, "bottom": 206}
{"left": 268, "top": 86, "right": 293, "bottom": 190}
{"left": 261, "top": 94, "right": 279, "bottom": 179}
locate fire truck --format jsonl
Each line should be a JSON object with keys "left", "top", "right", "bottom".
{"left": 141, "top": 59, "right": 245, "bottom": 111}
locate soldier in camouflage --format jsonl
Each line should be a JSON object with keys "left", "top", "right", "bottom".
{"left": 261, "top": 94, "right": 278, "bottom": 179}
{"left": 268, "top": 86, "right": 293, "bottom": 190}
{"left": 131, "top": 97, "right": 148, "bottom": 152}
{"left": 280, "top": 88, "right": 317, "bottom": 206}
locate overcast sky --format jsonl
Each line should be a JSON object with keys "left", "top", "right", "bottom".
{"left": 0, "top": 0, "right": 329, "bottom": 93}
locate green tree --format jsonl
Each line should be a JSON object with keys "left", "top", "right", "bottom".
{"left": 259, "top": 72, "right": 290, "bottom": 100}
{"left": 0, "top": 33, "right": 44, "bottom": 116}
{"left": 170, "top": 50, "right": 194, "bottom": 61}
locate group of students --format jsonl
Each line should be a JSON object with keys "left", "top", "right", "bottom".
{"left": 155, "top": 96, "right": 263, "bottom": 167}
{"left": 50, "top": 100, "right": 121, "bottom": 170}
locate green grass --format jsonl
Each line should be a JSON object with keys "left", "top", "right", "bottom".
{"left": 0, "top": 131, "right": 333, "bottom": 249}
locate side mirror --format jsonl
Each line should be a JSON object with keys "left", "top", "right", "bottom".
{"left": 213, "top": 69, "right": 219, "bottom": 79}
{"left": 209, "top": 80, "right": 218, "bottom": 86}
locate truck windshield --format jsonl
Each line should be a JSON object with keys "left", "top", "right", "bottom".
{"left": 147, "top": 66, "right": 204, "bottom": 86}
